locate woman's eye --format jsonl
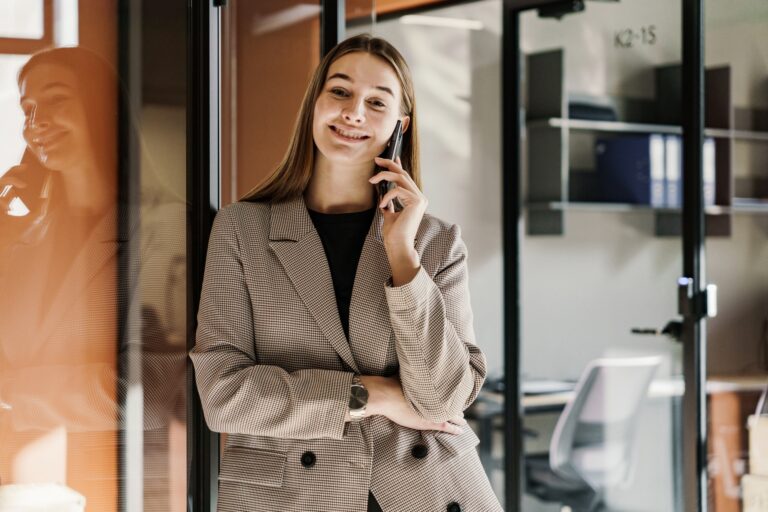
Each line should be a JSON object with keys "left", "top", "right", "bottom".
{"left": 48, "top": 95, "right": 69, "bottom": 105}
{"left": 330, "top": 88, "right": 348, "bottom": 97}
{"left": 369, "top": 100, "right": 386, "bottom": 108}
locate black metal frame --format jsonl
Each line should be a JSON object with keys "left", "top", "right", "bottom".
{"left": 502, "top": 0, "right": 709, "bottom": 510}
{"left": 501, "top": 3, "right": 523, "bottom": 510}
{"left": 681, "top": 0, "right": 707, "bottom": 510}
{"left": 188, "top": 1, "right": 221, "bottom": 511}
{"left": 321, "top": 0, "right": 346, "bottom": 56}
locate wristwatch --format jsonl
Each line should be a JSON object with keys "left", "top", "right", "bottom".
{"left": 348, "top": 375, "right": 369, "bottom": 421}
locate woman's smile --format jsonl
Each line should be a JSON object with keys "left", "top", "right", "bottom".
{"left": 329, "top": 124, "right": 370, "bottom": 142}
{"left": 32, "top": 129, "right": 67, "bottom": 150}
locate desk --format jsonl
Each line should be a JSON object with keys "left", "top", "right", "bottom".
{"left": 472, "top": 375, "right": 767, "bottom": 415}
{"left": 466, "top": 375, "right": 768, "bottom": 480}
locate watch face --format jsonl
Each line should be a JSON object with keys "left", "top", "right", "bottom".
{"left": 349, "top": 385, "right": 369, "bottom": 409}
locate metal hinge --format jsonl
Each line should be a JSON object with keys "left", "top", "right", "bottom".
{"left": 678, "top": 277, "right": 718, "bottom": 319}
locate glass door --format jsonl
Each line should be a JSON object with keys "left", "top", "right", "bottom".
{"left": 347, "top": 0, "right": 507, "bottom": 506}
{"left": 703, "top": 1, "right": 768, "bottom": 511}
{"left": 512, "top": 1, "right": 691, "bottom": 510}
{"left": 0, "top": 1, "right": 190, "bottom": 511}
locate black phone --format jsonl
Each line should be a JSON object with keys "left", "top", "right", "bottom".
{"left": 373, "top": 120, "right": 404, "bottom": 212}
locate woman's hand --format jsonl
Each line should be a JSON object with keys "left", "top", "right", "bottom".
{"left": 0, "top": 168, "right": 29, "bottom": 214}
{"left": 359, "top": 376, "right": 466, "bottom": 435}
{"left": 368, "top": 156, "right": 427, "bottom": 252}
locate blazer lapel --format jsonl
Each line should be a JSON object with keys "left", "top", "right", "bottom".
{"left": 268, "top": 196, "right": 360, "bottom": 373}
{"left": 348, "top": 207, "right": 395, "bottom": 374}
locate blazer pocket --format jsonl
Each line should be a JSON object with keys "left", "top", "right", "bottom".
{"left": 219, "top": 447, "right": 286, "bottom": 488}
{"left": 432, "top": 427, "right": 481, "bottom": 456}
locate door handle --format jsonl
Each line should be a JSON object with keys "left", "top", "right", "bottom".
{"left": 678, "top": 277, "right": 718, "bottom": 319}
{"left": 631, "top": 320, "right": 684, "bottom": 342}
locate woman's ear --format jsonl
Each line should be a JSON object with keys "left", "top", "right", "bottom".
{"left": 401, "top": 116, "right": 411, "bottom": 134}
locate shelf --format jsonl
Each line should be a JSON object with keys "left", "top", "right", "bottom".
{"left": 527, "top": 118, "right": 682, "bottom": 135}
{"left": 527, "top": 118, "right": 768, "bottom": 141}
{"left": 732, "top": 199, "right": 768, "bottom": 213}
{"left": 527, "top": 201, "right": 768, "bottom": 215}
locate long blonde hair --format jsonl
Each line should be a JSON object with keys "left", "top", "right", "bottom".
{"left": 241, "top": 34, "right": 420, "bottom": 203}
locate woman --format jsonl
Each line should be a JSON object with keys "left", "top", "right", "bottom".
{"left": 190, "top": 34, "right": 502, "bottom": 512}
{"left": 0, "top": 47, "right": 187, "bottom": 511}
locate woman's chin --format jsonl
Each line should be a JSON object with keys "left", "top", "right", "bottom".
{"left": 318, "top": 147, "right": 373, "bottom": 166}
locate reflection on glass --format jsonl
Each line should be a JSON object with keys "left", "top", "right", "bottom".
{"left": 520, "top": 1, "right": 684, "bottom": 510}
{"left": 704, "top": 0, "right": 768, "bottom": 510}
{"left": 220, "top": 1, "right": 321, "bottom": 206}
{"left": 0, "top": 42, "right": 187, "bottom": 512}
{"left": 0, "top": 0, "right": 44, "bottom": 40}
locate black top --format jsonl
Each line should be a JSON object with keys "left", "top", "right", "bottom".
{"left": 307, "top": 206, "right": 376, "bottom": 339}
{"left": 307, "top": 206, "right": 384, "bottom": 512}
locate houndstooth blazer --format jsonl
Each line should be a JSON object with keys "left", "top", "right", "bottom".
{"left": 190, "top": 195, "right": 503, "bottom": 512}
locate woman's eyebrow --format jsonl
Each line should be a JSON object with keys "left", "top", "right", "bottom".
{"left": 326, "top": 72, "right": 394, "bottom": 98}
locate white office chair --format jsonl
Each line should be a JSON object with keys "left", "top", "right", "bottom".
{"left": 526, "top": 356, "right": 661, "bottom": 511}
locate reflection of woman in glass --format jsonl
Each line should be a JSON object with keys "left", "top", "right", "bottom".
{"left": 191, "top": 34, "right": 501, "bottom": 511}
{"left": 0, "top": 47, "right": 186, "bottom": 511}
{"left": 0, "top": 46, "right": 121, "bottom": 510}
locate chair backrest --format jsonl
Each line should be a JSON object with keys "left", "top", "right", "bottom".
{"left": 548, "top": 356, "right": 660, "bottom": 490}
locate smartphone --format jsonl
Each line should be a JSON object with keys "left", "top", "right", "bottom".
{"left": 374, "top": 120, "right": 404, "bottom": 212}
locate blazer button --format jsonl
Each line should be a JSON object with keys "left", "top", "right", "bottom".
{"left": 447, "top": 502, "right": 462, "bottom": 512}
{"left": 301, "top": 451, "right": 316, "bottom": 468}
{"left": 411, "top": 444, "right": 428, "bottom": 459}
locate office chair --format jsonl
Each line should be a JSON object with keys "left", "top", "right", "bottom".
{"left": 525, "top": 356, "right": 661, "bottom": 512}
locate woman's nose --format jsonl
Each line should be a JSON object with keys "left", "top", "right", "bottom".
{"left": 28, "top": 105, "right": 50, "bottom": 130}
{"left": 342, "top": 100, "right": 365, "bottom": 124}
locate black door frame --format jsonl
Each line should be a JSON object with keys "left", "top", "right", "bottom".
{"left": 188, "top": 1, "right": 220, "bottom": 511}
{"left": 502, "top": 0, "right": 708, "bottom": 510}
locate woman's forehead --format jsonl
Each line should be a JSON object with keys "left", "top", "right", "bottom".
{"left": 326, "top": 52, "right": 401, "bottom": 96}
{"left": 20, "top": 63, "right": 78, "bottom": 97}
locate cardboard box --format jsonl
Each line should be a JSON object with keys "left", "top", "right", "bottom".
{"left": 743, "top": 474, "right": 768, "bottom": 512}
{"left": 749, "top": 415, "right": 768, "bottom": 476}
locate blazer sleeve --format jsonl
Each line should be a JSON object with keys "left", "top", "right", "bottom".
{"left": 189, "top": 206, "right": 353, "bottom": 440}
{"left": 383, "top": 223, "right": 487, "bottom": 423}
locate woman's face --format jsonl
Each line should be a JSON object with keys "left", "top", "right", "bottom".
{"left": 19, "top": 63, "right": 92, "bottom": 172}
{"left": 312, "top": 52, "right": 410, "bottom": 167}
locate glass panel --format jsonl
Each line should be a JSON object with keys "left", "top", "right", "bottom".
{"left": 704, "top": 1, "right": 768, "bottom": 510}
{"left": 347, "top": 0, "right": 506, "bottom": 505}
{"left": 0, "top": 2, "right": 188, "bottom": 511}
{"left": 520, "top": 2, "right": 684, "bottom": 510}
{"left": 0, "top": 55, "right": 29, "bottom": 174}
{"left": 0, "top": 0, "right": 44, "bottom": 40}
{"left": 220, "top": 0, "right": 322, "bottom": 206}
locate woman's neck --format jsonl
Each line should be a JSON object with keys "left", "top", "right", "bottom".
{"left": 63, "top": 161, "right": 116, "bottom": 217}
{"left": 304, "top": 152, "right": 377, "bottom": 214}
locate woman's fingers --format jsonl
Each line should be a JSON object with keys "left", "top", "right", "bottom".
{"left": 0, "top": 176, "right": 29, "bottom": 196}
{"left": 436, "top": 421, "right": 463, "bottom": 435}
{"left": 378, "top": 187, "right": 414, "bottom": 209}
{"left": 369, "top": 170, "right": 418, "bottom": 194}
{"left": 449, "top": 415, "right": 467, "bottom": 426}
{"left": 374, "top": 156, "right": 406, "bottom": 173}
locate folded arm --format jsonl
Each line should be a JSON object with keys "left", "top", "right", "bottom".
{"left": 384, "top": 223, "right": 487, "bottom": 423}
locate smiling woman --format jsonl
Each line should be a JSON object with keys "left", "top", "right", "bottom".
{"left": 190, "top": 34, "right": 502, "bottom": 512}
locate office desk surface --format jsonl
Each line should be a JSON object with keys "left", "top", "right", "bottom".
{"left": 471, "top": 375, "right": 768, "bottom": 416}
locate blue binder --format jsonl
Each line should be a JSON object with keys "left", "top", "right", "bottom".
{"left": 595, "top": 134, "right": 665, "bottom": 206}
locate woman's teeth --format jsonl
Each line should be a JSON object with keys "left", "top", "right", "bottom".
{"left": 333, "top": 126, "right": 368, "bottom": 140}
